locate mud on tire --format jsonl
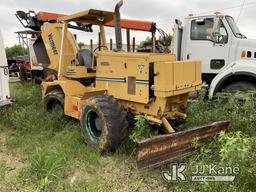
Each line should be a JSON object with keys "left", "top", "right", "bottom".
{"left": 80, "top": 95, "right": 128, "bottom": 152}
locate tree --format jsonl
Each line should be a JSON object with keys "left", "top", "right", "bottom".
{"left": 162, "top": 34, "right": 172, "bottom": 46}
{"left": 78, "top": 42, "right": 85, "bottom": 49}
{"left": 138, "top": 34, "right": 173, "bottom": 53}
{"left": 5, "top": 45, "right": 28, "bottom": 59}
{"left": 138, "top": 34, "right": 172, "bottom": 48}
{"left": 138, "top": 36, "right": 152, "bottom": 48}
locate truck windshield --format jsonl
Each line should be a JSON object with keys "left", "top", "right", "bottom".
{"left": 226, "top": 16, "right": 246, "bottom": 39}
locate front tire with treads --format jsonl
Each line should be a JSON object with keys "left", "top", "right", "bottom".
{"left": 80, "top": 95, "right": 128, "bottom": 152}
{"left": 223, "top": 81, "right": 256, "bottom": 92}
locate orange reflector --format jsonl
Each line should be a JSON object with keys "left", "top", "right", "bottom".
{"left": 73, "top": 105, "right": 78, "bottom": 112}
{"left": 241, "top": 51, "right": 246, "bottom": 58}
{"left": 214, "top": 11, "right": 221, "bottom": 15}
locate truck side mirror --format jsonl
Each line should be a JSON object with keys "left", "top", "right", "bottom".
{"left": 175, "top": 19, "right": 182, "bottom": 26}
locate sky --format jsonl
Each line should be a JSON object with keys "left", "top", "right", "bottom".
{"left": 1, "top": 0, "right": 256, "bottom": 47}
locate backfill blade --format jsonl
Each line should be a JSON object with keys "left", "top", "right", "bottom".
{"left": 136, "top": 121, "right": 230, "bottom": 171}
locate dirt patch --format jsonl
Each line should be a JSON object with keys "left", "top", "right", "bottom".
{"left": 67, "top": 169, "right": 83, "bottom": 184}
{"left": 98, "top": 155, "right": 168, "bottom": 192}
{"left": 67, "top": 168, "right": 92, "bottom": 185}
{"left": 0, "top": 132, "right": 23, "bottom": 181}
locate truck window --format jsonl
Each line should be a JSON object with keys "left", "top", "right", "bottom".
{"left": 191, "top": 18, "right": 228, "bottom": 43}
{"left": 226, "top": 16, "right": 246, "bottom": 39}
{"left": 218, "top": 24, "right": 228, "bottom": 43}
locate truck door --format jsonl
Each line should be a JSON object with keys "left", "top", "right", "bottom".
{"left": 184, "top": 17, "right": 230, "bottom": 75}
{"left": 0, "top": 67, "right": 2, "bottom": 102}
{"left": 0, "top": 30, "right": 10, "bottom": 105}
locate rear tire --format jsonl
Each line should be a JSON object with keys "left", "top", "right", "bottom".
{"left": 42, "top": 90, "right": 64, "bottom": 114}
{"left": 223, "top": 81, "right": 256, "bottom": 92}
{"left": 80, "top": 95, "right": 128, "bottom": 152}
{"left": 19, "top": 64, "right": 27, "bottom": 81}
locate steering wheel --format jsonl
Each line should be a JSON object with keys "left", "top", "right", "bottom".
{"left": 88, "top": 46, "right": 108, "bottom": 70}
{"left": 93, "top": 46, "right": 108, "bottom": 53}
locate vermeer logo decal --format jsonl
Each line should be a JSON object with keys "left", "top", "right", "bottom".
{"left": 48, "top": 33, "right": 58, "bottom": 55}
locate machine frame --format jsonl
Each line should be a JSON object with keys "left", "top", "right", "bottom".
{"left": 41, "top": 9, "right": 201, "bottom": 132}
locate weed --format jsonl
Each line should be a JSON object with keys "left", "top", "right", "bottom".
{"left": 129, "top": 115, "right": 158, "bottom": 143}
{"left": 218, "top": 131, "right": 250, "bottom": 164}
{"left": 0, "top": 161, "right": 11, "bottom": 179}
{"left": 25, "top": 149, "right": 66, "bottom": 190}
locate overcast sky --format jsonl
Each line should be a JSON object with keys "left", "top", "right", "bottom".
{"left": 1, "top": 0, "right": 256, "bottom": 47}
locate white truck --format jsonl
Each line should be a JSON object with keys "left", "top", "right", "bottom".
{"left": 14, "top": 31, "right": 44, "bottom": 83}
{"left": 0, "top": 30, "right": 11, "bottom": 107}
{"left": 171, "top": 13, "right": 256, "bottom": 97}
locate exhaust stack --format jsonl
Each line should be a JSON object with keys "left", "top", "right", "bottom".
{"left": 114, "top": 0, "right": 123, "bottom": 50}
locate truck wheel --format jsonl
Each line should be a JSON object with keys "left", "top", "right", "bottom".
{"left": 19, "top": 64, "right": 27, "bottom": 81}
{"left": 42, "top": 90, "right": 64, "bottom": 114}
{"left": 223, "top": 81, "right": 256, "bottom": 92}
{"left": 80, "top": 95, "right": 128, "bottom": 152}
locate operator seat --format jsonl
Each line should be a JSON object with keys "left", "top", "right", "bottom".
{"left": 77, "top": 49, "right": 93, "bottom": 68}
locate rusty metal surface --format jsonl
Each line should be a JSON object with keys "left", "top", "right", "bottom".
{"left": 128, "top": 77, "right": 136, "bottom": 95}
{"left": 136, "top": 121, "right": 230, "bottom": 171}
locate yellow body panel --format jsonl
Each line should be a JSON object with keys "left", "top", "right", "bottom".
{"left": 96, "top": 51, "right": 177, "bottom": 104}
{"left": 40, "top": 23, "right": 78, "bottom": 73}
{"left": 154, "top": 60, "right": 201, "bottom": 97}
{"left": 42, "top": 80, "right": 106, "bottom": 119}
{"left": 65, "top": 66, "right": 96, "bottom": 79}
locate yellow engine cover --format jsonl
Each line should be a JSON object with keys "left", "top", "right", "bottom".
{"left": 95, "top": 51, "right": 201, "bottom": 104}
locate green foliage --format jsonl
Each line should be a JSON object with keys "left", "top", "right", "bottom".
{"left": 185, "top": 133, "right": 255, "bottom": 192}
{"left": 0, "top": 83, "right": 101, "bottom": 191}
{"left": 193, "top": 131, "right": 250, "bottom": 164}
{"left": 183, "top": 91, "right": 256, "bottom": 137}
{"left": 138, "top": 34, "right": 172, "bottom": 48}
{"left": 0, "top": 161, "right": 11, "bottom": 179}
{"left": 5, "top": 45, "right": 28, "bottom": 59}
{"left": 138, "top": 36, "right": 152, "bottom": 48}
{"left": 161, "top": 34, "right": 172, "bottom": 46}
{"left": 172, "top": 92, "right": 256, "bottom": 192}
{"left": 27, "top": 150, "right": 66, "bottom": 191}
{"left": 78, "top": 42, "right": 85, "bottom": 49}
{"left": 218, "top": 131, "right": 250, "bottom": 164}
{"left": 129, "top": 115, "right": 158, "bottom": 143}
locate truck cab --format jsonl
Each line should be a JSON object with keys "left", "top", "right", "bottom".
{"left": 172, "top": 13, "right": 256, "bottom": 96}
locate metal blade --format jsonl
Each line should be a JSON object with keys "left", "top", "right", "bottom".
{"left": 136, "top": 121, "right": 230, "bottom": 171}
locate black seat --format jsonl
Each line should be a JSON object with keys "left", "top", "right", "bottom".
{"left": 77, "top": 49, "right": 93, "bottom": 68}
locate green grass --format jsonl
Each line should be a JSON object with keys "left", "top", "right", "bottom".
{"left": 0, "top": 83, "right": 255, "bottom": 191}
{"left": 0, "top": 161, "right": 11, "bottom": 179}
